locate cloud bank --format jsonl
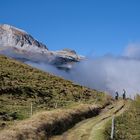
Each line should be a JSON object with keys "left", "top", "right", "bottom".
{"left": 26, "top": 44, "right": 140, "bottom": 98}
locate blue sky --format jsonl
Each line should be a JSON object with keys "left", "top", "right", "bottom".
{"left": 0, "top": 0, "right": 140, "bottom": 56}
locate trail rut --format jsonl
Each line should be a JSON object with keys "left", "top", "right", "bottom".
{"left": 49, "top": 100, "right": 129, "bottom": 140}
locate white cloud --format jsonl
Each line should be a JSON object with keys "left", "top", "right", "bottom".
{"left": 27, "top": 44, "right": 140, "bottom": 98}
{"left": 123, "top": 43, "right": 140, "bottom": 59}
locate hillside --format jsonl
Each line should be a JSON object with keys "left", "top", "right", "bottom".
{"left": 0, "top": 55, "right": 110, "bottom": 130}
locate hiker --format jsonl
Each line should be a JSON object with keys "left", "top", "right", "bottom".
{"left": 115, "top": 91, "right": 119, "bottom": 100}
{"left": 122, "top": 89, "right": 126, "bottom": 100}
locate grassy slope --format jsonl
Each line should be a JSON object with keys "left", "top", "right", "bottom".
{"left": 105, "top": 97, "right": 140, "bottom": 140}
{"left": 0, "top": 104, "right": 102, "bottom": 140}
{"left": 0, "top": 55, "right": 110, "bottom": 129}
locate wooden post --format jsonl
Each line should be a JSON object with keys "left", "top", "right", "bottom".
{"left": 54, "top": 103, "right": 57, "bottom": 109}
{"left": 111, "top": 116, "right": 115, "bottom": 139}
{"left": 30, "top": 102, "right": 33, "bottom": 117}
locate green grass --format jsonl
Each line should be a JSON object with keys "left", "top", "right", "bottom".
{"left": 104, "top": 96, "right": 140, "bottom": 140}
{"left": 0, "top": 55, "right": 110, "bottom": 129}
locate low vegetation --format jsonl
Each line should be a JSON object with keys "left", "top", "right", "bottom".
{"left": 0, "top": 104, "right": 107, "bottom": 140}
{"left": 0, "top": 55, "right": 111, "bottom": 132}
{"left": 104, "top": 96, "right": 140, "bottom": 140}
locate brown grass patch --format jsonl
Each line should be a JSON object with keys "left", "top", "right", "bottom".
{"left": 0, "top": 101, "right": 111, "bottom": 140}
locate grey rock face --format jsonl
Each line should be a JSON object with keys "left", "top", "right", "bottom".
{"left": 0, "top": 24, "right": 47, "bottom": 50}
{"left": 0, "top": 24, "right": 84, "bottom": 70}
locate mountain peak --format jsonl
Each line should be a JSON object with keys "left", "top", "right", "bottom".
{"left": 0, "top": 24, "right": 27, "bottom": 34}
{"left": 0, "top": 24, "right": 84, "bottom": 70}
{"left": 0, "top": 24, "right": 48, "bottom": 50}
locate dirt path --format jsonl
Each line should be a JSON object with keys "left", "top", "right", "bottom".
{"left": 49, "top": 100, "right": 129, "bottom": 140}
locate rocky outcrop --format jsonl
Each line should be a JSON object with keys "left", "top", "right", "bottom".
{"left": 0, "top": 24, "right": 47, "bottom": 50}
{"left": 0, "top": 24, "right": 84, "bottom": 70}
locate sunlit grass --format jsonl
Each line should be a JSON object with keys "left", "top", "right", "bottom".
{"left": 0, "top": 55, "right": 109, "bottom": 129}
{"left": 104, "top": 96, "right": 140, "bottom": 140}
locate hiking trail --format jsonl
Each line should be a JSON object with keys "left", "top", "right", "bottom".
{"left": 49, "top": 100, "right": 129, "bottom": 140}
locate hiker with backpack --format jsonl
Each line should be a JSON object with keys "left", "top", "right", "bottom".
{"left": 122, "top": 89, "right": 126, "bottom": 100}
{"left": 115, "top": 91, "right": 119, "bottom": 100}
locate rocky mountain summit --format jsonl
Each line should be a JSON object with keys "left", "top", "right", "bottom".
{"left": 0, "top": 24, "right": 47, "bottom": 50}
{"left": 0, "top": 24, "right": 83, "bottom": 70}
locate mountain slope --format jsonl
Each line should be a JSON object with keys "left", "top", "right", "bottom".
{"left": 0, "top": 55, "right": 110, "bottom": 129}
{"left": 0, "top": 55, "right": 100, "bottom": 101}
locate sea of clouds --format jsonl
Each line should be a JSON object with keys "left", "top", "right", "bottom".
{"left": 26, "top": 44, "right": 140, "bottom": 98}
